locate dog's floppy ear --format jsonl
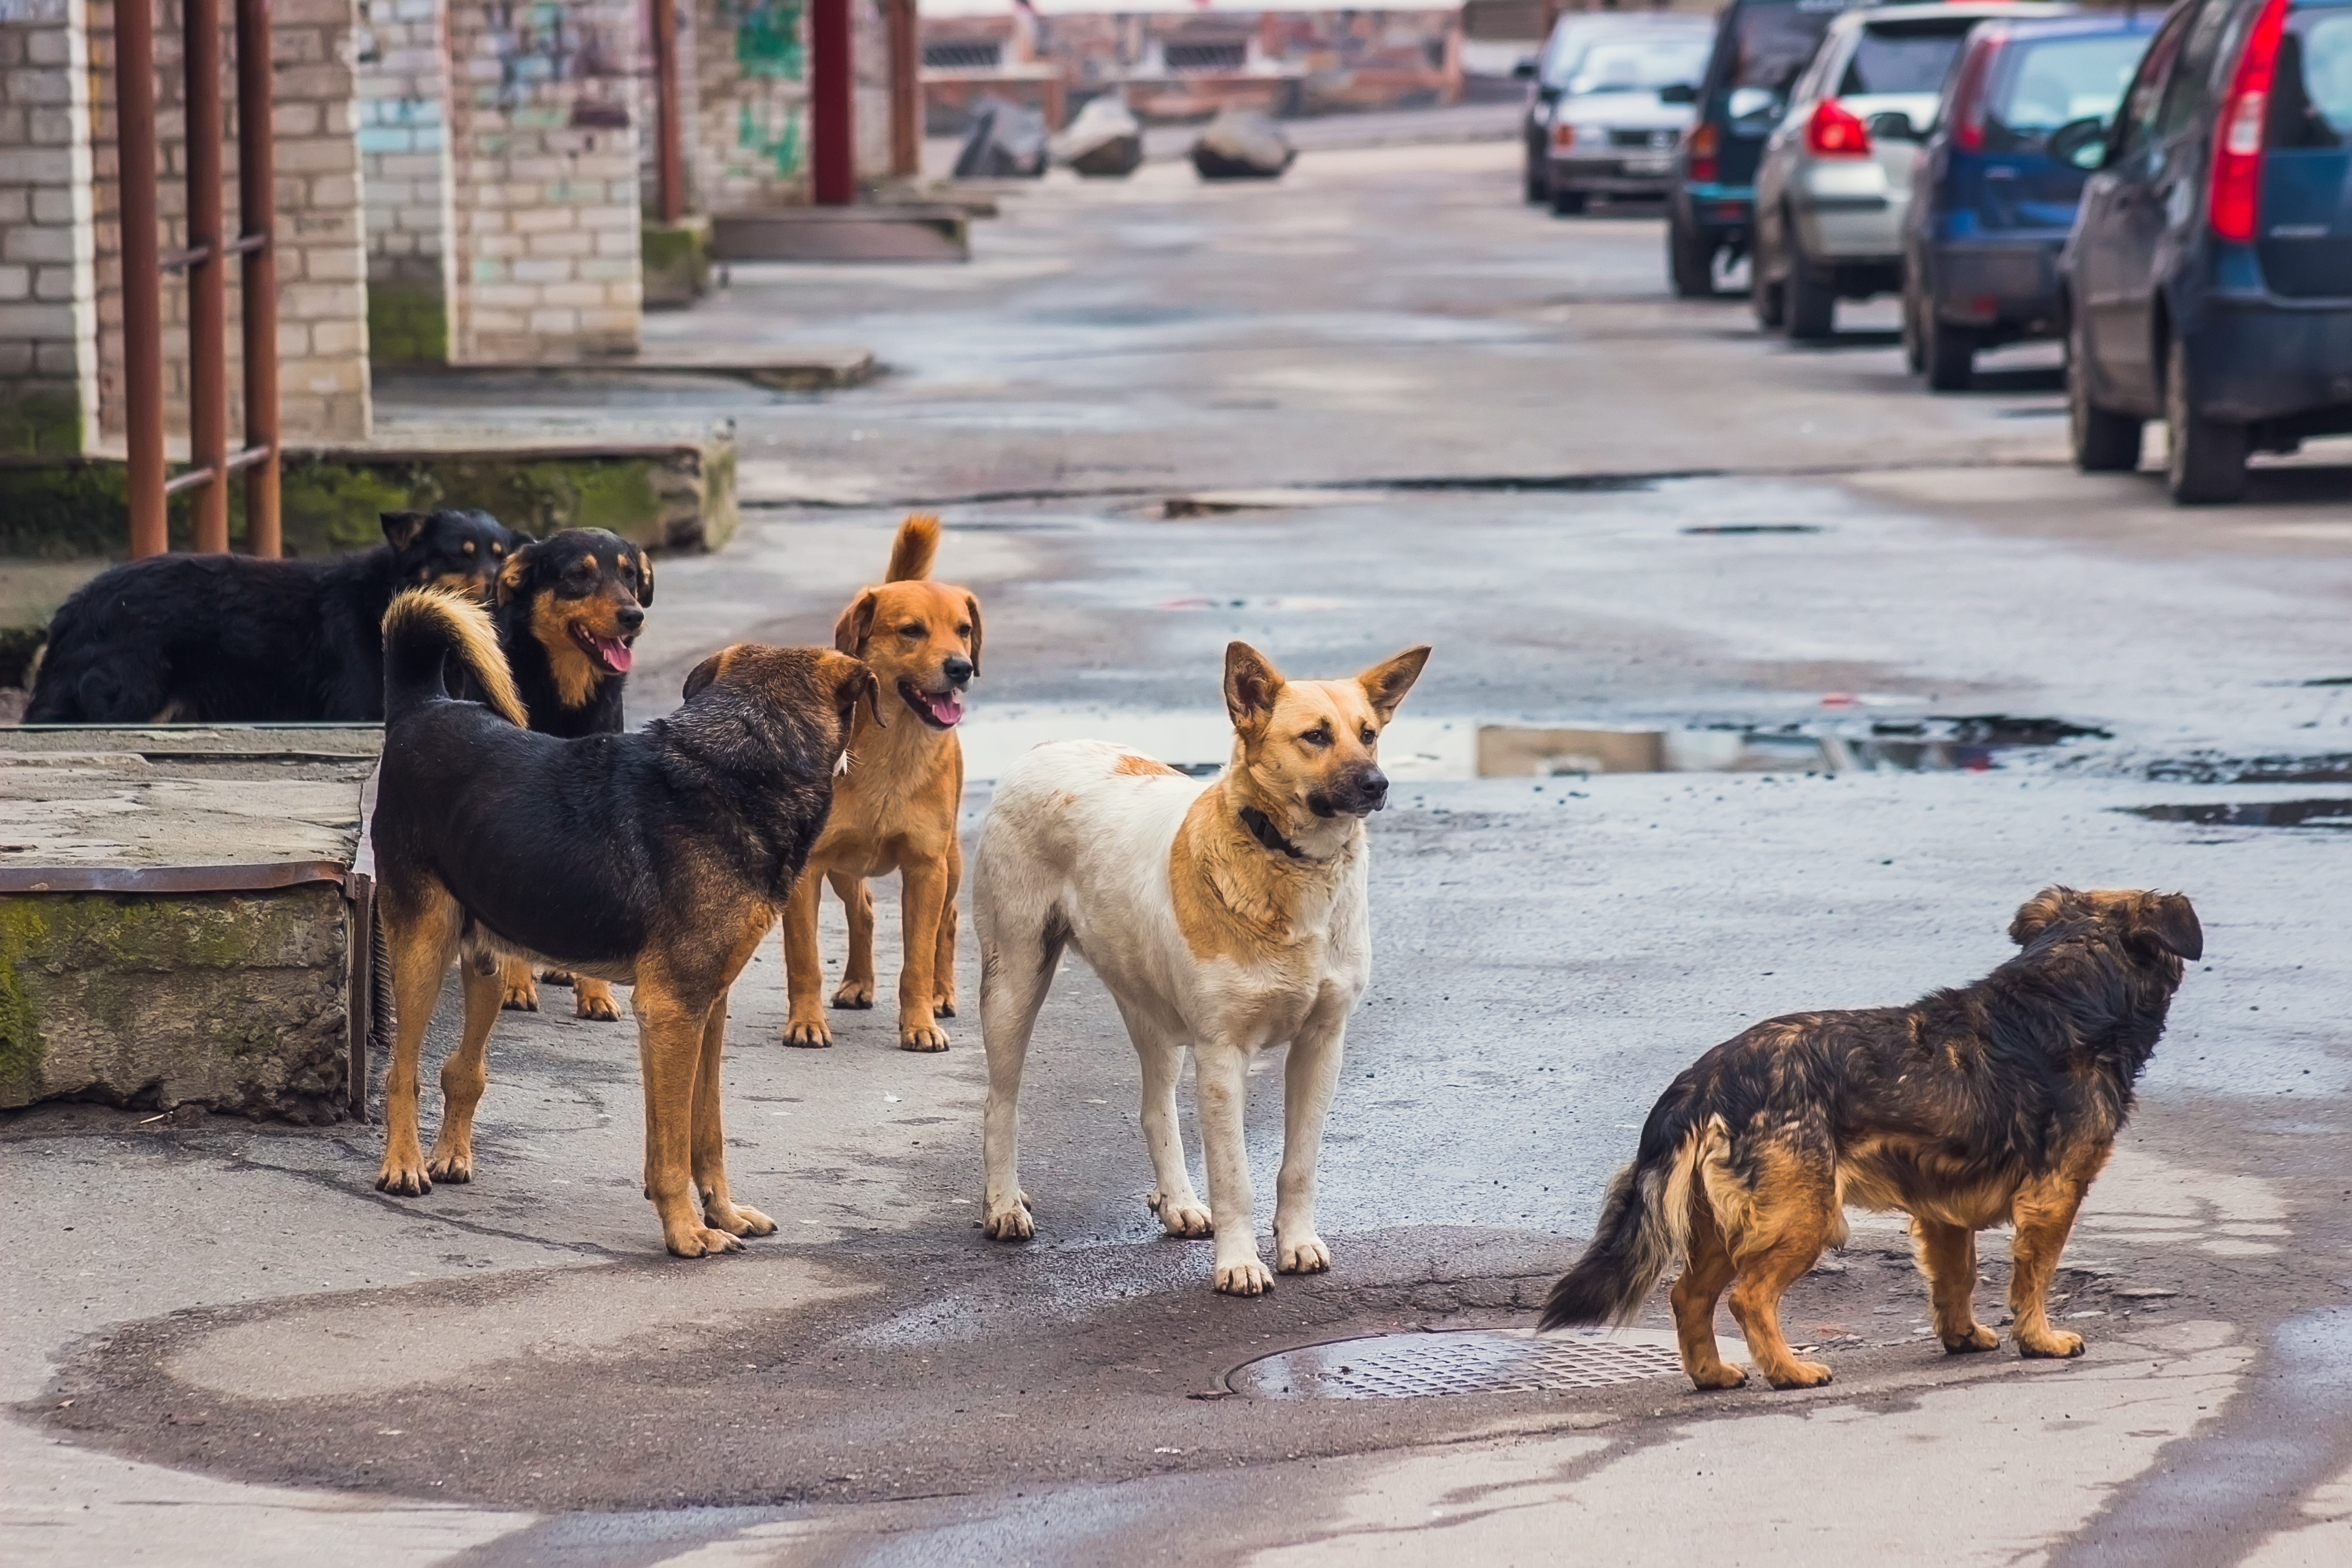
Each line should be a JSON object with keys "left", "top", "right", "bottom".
{"left": 838, "top": 655, "right": 886, "bottom": 731}
{"left": 2135, "top": 892, "right": 2203, "bottom": 962}
{"left": 380, "top": 511, "right": 431, "bottom": 552}
{"left": 634, "top": 547, "right": 655, "bottom": 607}
{"left": 2009, "top": 885, "right": 2074, "bottom": 947}
{"left": 682, "top": 646, "right": 735, "bottom": 702}
{"left": 1357, "top": 644, "right": 1431, "bottom": 726}
{"left": 833, "top": 589, "right": 878, "bottom": 657}
{"left": 963, "top": 592, "right": 983, "bottom": 678}
{"left": 1224, "top": 641, "right": 1286, "bottom": 740}
{"left": 494, "top": 546, "right": 533, "bottom": 607}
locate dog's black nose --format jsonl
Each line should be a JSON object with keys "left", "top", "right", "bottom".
{"left": 1343, "top": 766, "right": 1389, "bottom": 813}
{"left": 617, "top": 604, "right": 646, "bottom": 633}
{"left": 942, "top": 655, "right": 974, "bottom": 687}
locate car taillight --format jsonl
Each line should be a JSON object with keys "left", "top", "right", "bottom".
{"left": 1552, "top": 121, "right": 1576, "bottom": 153}
{"left": 1948, "top": 34, "right": 2004, "bottom": 154}
{"left": 1686, "top": 121, "right": 1719, "bottom": 182}
{"left": 1805, "top": 98, "right": 1871, "bottom": 157}
{"left": 2209, "top": 0, "right": 2289, "bottom": 243}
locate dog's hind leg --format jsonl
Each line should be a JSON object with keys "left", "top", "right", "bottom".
{"left": 976, "top": 904, "right": 1062, "bottom": 1242}
{"left": 375, "top": 884, "right": 461, "bottom": 1197}
{"left": 1132, "top": 1011, "right": 1211, "bottom": 1240}
{"left": 426, "top": 951, "right": 506, "bottom": 1185}
{"left": 497, "top": 954, "right": 540, "bottom": 1012}
{"left": 828, "top": 872, "right": 876, "bottom": 1010}
{"left": 930, "top": 835, "right": 962, "bottom": 1020}
{"left": 1913, "top": 1219, "right": 1998, "bottom": 1353}
{"left": 781, "top": 870, "right": 835, "bottom": 1047}
{"left": 690, "top": 991, "right": 775, "bottom": 1240}
{"left": 2008, "top": 1147, "right": 2108, "bottom": 1358}
{"left": 1195, "top": 1040, "right": 1272, "bottom": 1295}
{"left": 1671, "top": 1193, "right": 1747, "bottom": 1389}
{"left": 1273, "top": 1015, "right": 1345, "bottom": 1275}
{"left": 569, "top": 978, "right": 623, "bottom": 1022}
{"left": 1724, "top": 1149, "right": 1838, "bottom": 1388}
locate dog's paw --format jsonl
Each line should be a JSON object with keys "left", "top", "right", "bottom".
{"left": 424, "top": 1148, "right": 474, "bottom": 1185}
{"left": 983, "top": 1196, "right": 1035, "bottom": 1241}
{"left": 1765, "top": 1359, "right": 1834, "bottom": 1390}
{"left": 1214, "top": 1258, "right": 1276, "bottom": 1296}
{"left": 1688, "top": 1362, "right": 1749, "bottom": 1391}
{"left": 899, "top": 1020, "right": 951, "bottom": 1052}
{"left": 664, "top": 1225, "right": 747, "bottom": 1258}
{"left": 782, "top": 1017, "right": 834, "bottom": 1048}
{"left": 831, "top": 980, "right": 875, "bottom": 1010}
{"left": 932, "top": 994, "right": 957, "bottom": 1019}
{"left": 537, "top": 969, "right": 576, "bottom": 988}
{"left": 1148, "top": 1190, "right": 1215, "bottom": 1238}
{"left": 500, "top": 976, "right": 540, "bottom": 1012}
{"left": 1277, "top": 1233, "right": 1331, "bottom": 1274}
{"left": 705, "top": 1199, "right": 776, "bottom": 1238}
{"left": 573, "top": 981, "right": 623, "bottom": 1022}
{"left": 2019, "top": 1329, "right": 2086, "bottom": 1359}
{"left": 375, "top": 1155, "right": 432, "bottom": 1197}
{"left": 1941, "top": 1324, "right": 2000, "bottom": 1354}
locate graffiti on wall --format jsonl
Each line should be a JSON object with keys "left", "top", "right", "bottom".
{"left": 474, "top": 1, "right": 631, "bottom": 124}
{"left": 719, "top": 1, "right": 806, "bottom": 177}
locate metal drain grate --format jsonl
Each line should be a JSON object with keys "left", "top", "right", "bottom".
{"left": 1227, "top": 1330, "right": 1687, "bottom": 1400}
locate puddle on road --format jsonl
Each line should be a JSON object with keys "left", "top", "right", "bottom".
{"left": 2145, "top": 753, "right": 2352, "bottom": 785}
{"left": 2118, "top": 799, "right": 2352, "bottom": 831}
{"left": 1226, "top": 1329, "right": 1687, "bottom": 1401}
{"left": 1680, "top": 523, "right": 1822, "bottom": 535}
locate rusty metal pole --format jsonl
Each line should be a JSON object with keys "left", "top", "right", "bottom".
{"left": 887, "top": 0, "right": 919, "bottom": 179}
{"left": 811, "top": 0, "right": 854, "bottom": 205}
{"left": 116, "top": 0, "right": 169, "bottom": 558}
{"left": 235, "top": 0, "right": 280, "bottom": 558}
{"left": 652, "top": 0, "right": 684, "bottom": 225}
{"left": 184, "top": 0, "right": 229, "bottom": 552}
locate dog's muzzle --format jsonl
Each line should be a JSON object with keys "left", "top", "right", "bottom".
{"left": 1309, "top": 766, "right": 1389, "bottom": 818}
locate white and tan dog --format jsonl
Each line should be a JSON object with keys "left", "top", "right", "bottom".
{"left": 972, "top": 640, "right": 1430, "bottom": 1294}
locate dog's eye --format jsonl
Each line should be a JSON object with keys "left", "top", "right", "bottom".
{"left": 1302, "top": 728, "right": 1332, "bottom": 748}
{"left": 1360, "top": 727, "right": 1376, "bottom": 745}
{"left": 955, "top": 624, "right": 971, "bottom": 639}
{"left": 899, "top": 623, "right": 924, "bottom": 638}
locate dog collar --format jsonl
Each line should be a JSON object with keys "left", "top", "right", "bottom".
{"left": 1238, "top": 805, "right": 1309, "bottom": 861}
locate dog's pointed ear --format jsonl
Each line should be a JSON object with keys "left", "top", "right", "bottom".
{"left": 494, "top": 546, "right": 532, "bottom": 607}
{"left": 1224, "top": 641, "right": 1286, "bottom": 740}
{"left": 2136, "top": 892, "right": 2203, "bottom": 962}
{"left": 381, "top": 511, "right": 430, "bottom": 552}
{"left": 833, "top": 589, "right": 878, "bottom": 658}
{"left": 634, "top": 547, "right": 655, "bottom": 606}
{"left": 1357, "top": 645, "right": 1431, "bottom": 726}
{"left": 963, "top": 592, "right": 983, "bottom": 678}
{"left": 682, "top": 647, "right": 734, "bottom": 702}
{"left": 2009, "top": 886, "right": 2074, "bottom": 947}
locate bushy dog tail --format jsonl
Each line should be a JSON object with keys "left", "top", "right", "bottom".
{"left": 1537, "top": 1110, "right": 1714, "bottom": 1332}
{"left": 885, "top": 513, "right": 941, "bottom": 582}
{"left": 382, "top": 587, "right": 525, "bottom": 727}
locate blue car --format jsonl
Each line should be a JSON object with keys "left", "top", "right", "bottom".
{"left": 2061, "top": 0, "right": 2352, "bottom": 502}
{"left": 1902, "top": 13, "right": 2160, "bottom": 389}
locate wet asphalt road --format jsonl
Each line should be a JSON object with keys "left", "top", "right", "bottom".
{"left": 7, "top": 138, "right": 2352, "bottom": 1565}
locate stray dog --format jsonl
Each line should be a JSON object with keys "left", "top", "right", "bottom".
{"left": 972, "top": 639, "right": 1430, "bottom": 1293}
{"left": 26, "top": 509, "right": 524, "bottom": 724}
{"left": 369, "top": 588, "right": 877, "bottom": 1256}
{"left": 1538, "top": 887, "right": 2202, "bottom": 1390}
{"left": 479, "top": 527, "right": 655, "bottom": 1021}
{"left": 781, "top": 514, "right": 978, "bottom": 1052}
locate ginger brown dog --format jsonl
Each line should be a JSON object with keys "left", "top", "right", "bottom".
{"left": 1538, "top": 887, "right": 2201, "bottom": 1389}
{"left": 780, "top": 514, "right": 980, "bottom": 1052}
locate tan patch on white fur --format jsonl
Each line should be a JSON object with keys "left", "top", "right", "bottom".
{"left": 1114, "top": 753, "right": 1183, "bottom": 777}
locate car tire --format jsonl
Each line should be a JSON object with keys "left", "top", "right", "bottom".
{"left": 1924, "top": 315, "right": 1976, "bottom": 392}
{"left": 1751, "top": 222, "right": 1786, "bottom": 329}
{"left": 2068, "top": 312, "right": 2142, "bottom": 473}
{"left": 1784, "top": 221, "right": 1835, "bottom": 340}
{"left": 1525, "top": 153, "right": 1548, "bottom": 206}
{"left": 1901, "top": 281, "right": 1927, "bottom": 374}
{"left": 1551, "top": 188, "right": 1588, "bottom": 217}
{"left": 1669, "top": 219, "right": 1716, "bottom": 299}
{"left": 2165, "top": 338, "right": 2247, "bottom": 504}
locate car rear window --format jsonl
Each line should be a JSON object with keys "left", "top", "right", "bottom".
{"left": 1841, "top": 20, "right": 1975, "bottom": 97}
{"left": 1985, "top": 32, "right": 2152, "bottom": 149}
{"left": 1564, "top": 34, "right": 1713, "bottom": 95}
{"left": 1714, "top": 0, "right": 1855, "bottom": 122}
{"left": 2272, "top": 3, "right": 2352, "bottom": 147}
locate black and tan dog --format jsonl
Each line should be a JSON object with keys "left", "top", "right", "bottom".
{"left": 26, "top": 509, "right": 525, "bottom": 724}
{"left": 369, "top": 588, "right": 878, "bottom": 1256}
{"left": 477, "top": 528, "right": 655, "bottom": 1021}
{"left": 1539, "top": 887, "right": 2201, "bottom": 1390}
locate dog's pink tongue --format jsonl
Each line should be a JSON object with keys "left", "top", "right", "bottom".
{"left": 922, "top": 689, "right": 962, "bottom": 726}
{"left": 601, "top": 638, "right": 634, "bottom": 673}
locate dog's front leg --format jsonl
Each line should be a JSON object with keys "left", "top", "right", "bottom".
{"left": 2008, "top": 1153, "right": 2106, "bottom": 1358}
{"left": 634, "top": 980, "right": 744, "bottom": 1258}
{"left": 1273, "top": 1018, "right": 1346, "bottom": 1275}
{"left": 690, "top": 991, "right": 774, "bottom": 1240}
{"left": 780, "top": 869, "right": 834, "bottom": 1048}
{"left": 895, "top": 857, "right": 952, "bottom": 1052}
{"left": 1195, "top": 1041, "right": 1272, "bottom": 1295}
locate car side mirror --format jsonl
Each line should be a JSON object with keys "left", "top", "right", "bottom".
{"left": 1726, "top": 85, "right": 1779, "bottom": 123}
{"left": 2047, "top": 115, "right": 2110, "bottom": 171}
{"left": 1865, "top": 110, "right": 1920, "bottom": 142}
{"left": 1514, "top": 60, "right": 1538, "bottom": 81}
{"left": 1657, "top": 82, "right": 1697, "bottom": 105}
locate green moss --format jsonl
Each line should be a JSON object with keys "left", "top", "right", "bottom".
{"left": 0, "top": 902, "right": 48, "bottom": 1094}
{"left": 367, "top": 280, "right": 450, "bottom": 367}
{"left": 281, "top": 455, "right": 431, "bottom": 552}
{"left": 641, "top": 218, "right": 712, "bottom": 308}
{"left": 0, "top": 388, "right": 86, "bottom": 459}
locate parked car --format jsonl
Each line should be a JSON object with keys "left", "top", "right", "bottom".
{"left": 1902, "top": 13, "right": 2158, "bottom": 388}
{"left": 1665, "top": 0, "right": 1870, "bottom": 297}
{"left": 1752, "top": 2, "right": 2073, "bottom": 339}
{"left": 1525, "top": 13, "right": 1713, "bottom": 209}
{"left": 1538, "top": 15, "right": 1716, "bottom": 214}
{"left": 2062, "top": 0, "right": 2352, "bottom": 502}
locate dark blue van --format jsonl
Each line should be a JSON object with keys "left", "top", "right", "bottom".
{"left": 1902, "top": 13, "right": 2159, "bottom": 388}
{"left": 2061, "top": 0, "right": 2352, "bottom": 502}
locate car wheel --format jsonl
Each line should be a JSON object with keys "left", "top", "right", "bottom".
{"left": 1669, "top": 219, "right": 1716, "bottom": 299}
{"left": 1901, "top": 281, "right": 1927, "bottom": 374}
{"left": 1551, "top": 187, "right": 1588, "bottom": 217}
{"left": 2165, "top": 338, "right": 2247, "bottom": 504}
{"left": 1785, "top": 231, "right": 1835, "bottom": 340}
{"left": 1925, "top": 315, "right": 1976, "bottom": 392}
{"left": 1525, "top": 151, "right": 1548, "bottom": 205}
{"left": 2068, "top": 311, "right": 2141, "bottom": 473}
{"left": 1751, "top": 220, "right": 1786, "bottom": 329}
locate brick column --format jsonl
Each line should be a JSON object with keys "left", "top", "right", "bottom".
{"left": 445, "top": 0, "right": 642, "bottom": 364}
{"left": 694, "top": 0, "right": 811, "bottom": 211}
{"left": 0, "top": 0, "right": 102, "bottom": 458}
{"left": 354, "top": 0, "right": 453, "bottom": 366}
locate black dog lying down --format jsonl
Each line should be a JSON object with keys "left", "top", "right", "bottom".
{"left": 25, "top": 509, "right": 525, "bottom": 724}
{"left": 370, "top": 588, "right": 880, "bottom": 1257}
{"left": 1541, "top": 886, "right": 2200, "bottom": 1390}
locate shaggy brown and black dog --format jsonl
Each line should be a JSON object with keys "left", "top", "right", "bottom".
{"left": 1539, "top": 887, "right": 2201, "bottom": 1390}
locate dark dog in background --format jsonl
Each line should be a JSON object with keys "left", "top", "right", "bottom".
{"left": 474, "top": 528, "right": 655, "bottom": 1020}
{"left": 25, "top": 509, "right": 525, "bottom": 724}
{"left": 1540, "top": 886, "right": 2201, "bottom": 1390}
{"left": 369, "top": 588, "right": 879, "bottom": 1256}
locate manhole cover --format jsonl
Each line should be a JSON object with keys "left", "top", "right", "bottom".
{"left": 1226, "top": 1331, "right": 1687, "bottom": 1400}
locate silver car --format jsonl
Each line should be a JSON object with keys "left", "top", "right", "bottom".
{"left": 1752, "top": 1, "right": 2070, "bottom": 337}
{"left": 1532, "top": 14, "right": 1715, "bottom": 215}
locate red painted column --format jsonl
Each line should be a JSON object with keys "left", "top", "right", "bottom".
{"left": 810, "top": 0, "right": 854, "bottom": 205}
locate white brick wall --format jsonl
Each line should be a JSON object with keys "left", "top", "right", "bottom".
{"left": 694, "top": 0, "right": 810, "bottom": 210}
{"left": 353, "top": 0, "right": 453, "bottom": 308}
{"left": 0, "top": 0, "right": 101, "bottom": 455}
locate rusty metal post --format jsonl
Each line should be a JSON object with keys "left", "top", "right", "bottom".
{"left": 235, "top": 0, "right": 280, "bottom": 558}
{"left": 652, "top": 0, "right": 684, "bottom": 224}
{"left": 184, "top": 0, "right": 229, "bottom": 552}
{"left": 886, "top": 0, "right": 919, "bottom": 179}
{"left": 116, "top": 0, "right": 169, "bottom": 558}
{"left": 811, "top": 0, "right": 854, "bottom": 205}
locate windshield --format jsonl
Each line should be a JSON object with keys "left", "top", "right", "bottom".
{"left": 1714, "top": 0, "right": 1851, "bottom": 124}
{"left": 1984, "top": 32, "right": 2151, "bottom": 149}
{"left": 1565, "top": 35, "right": 1712, "bottom": 95}
{"left": 1839, "top": 22, "right": 1973, "bottom": 97}
{"left": 2272, "top": 5, "right": 2352, "bottom": 147}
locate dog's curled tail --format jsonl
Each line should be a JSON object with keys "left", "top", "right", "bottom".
{"left": 1537, "top": 1114, "right": 1714, "bottom": 1332}
{"left": 381, "top": 587, "right": 526, "bottom": 727}
{"left": 885, "top": 512, "right": 942, "bottom": 582}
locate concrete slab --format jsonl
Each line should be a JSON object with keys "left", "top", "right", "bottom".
{"left": 712, "top": 207, "right": 972, "bottom": 266}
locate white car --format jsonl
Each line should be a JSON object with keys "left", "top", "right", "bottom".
{"left": 1539, "top": 16, "right": 1716, "bottom": 215}
{"left": 1751, "top": 1, "right": 2071, "bottom": 337}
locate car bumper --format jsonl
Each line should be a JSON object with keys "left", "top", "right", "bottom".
{"left": 1677, "top": 183, "right": 1754, "bottom": 238}
{"left": 1927, "top": 238, "right": 2064, "bottom": 330}
{"left": 2189, "top": 297, "right": 2352, "bottom": 428}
